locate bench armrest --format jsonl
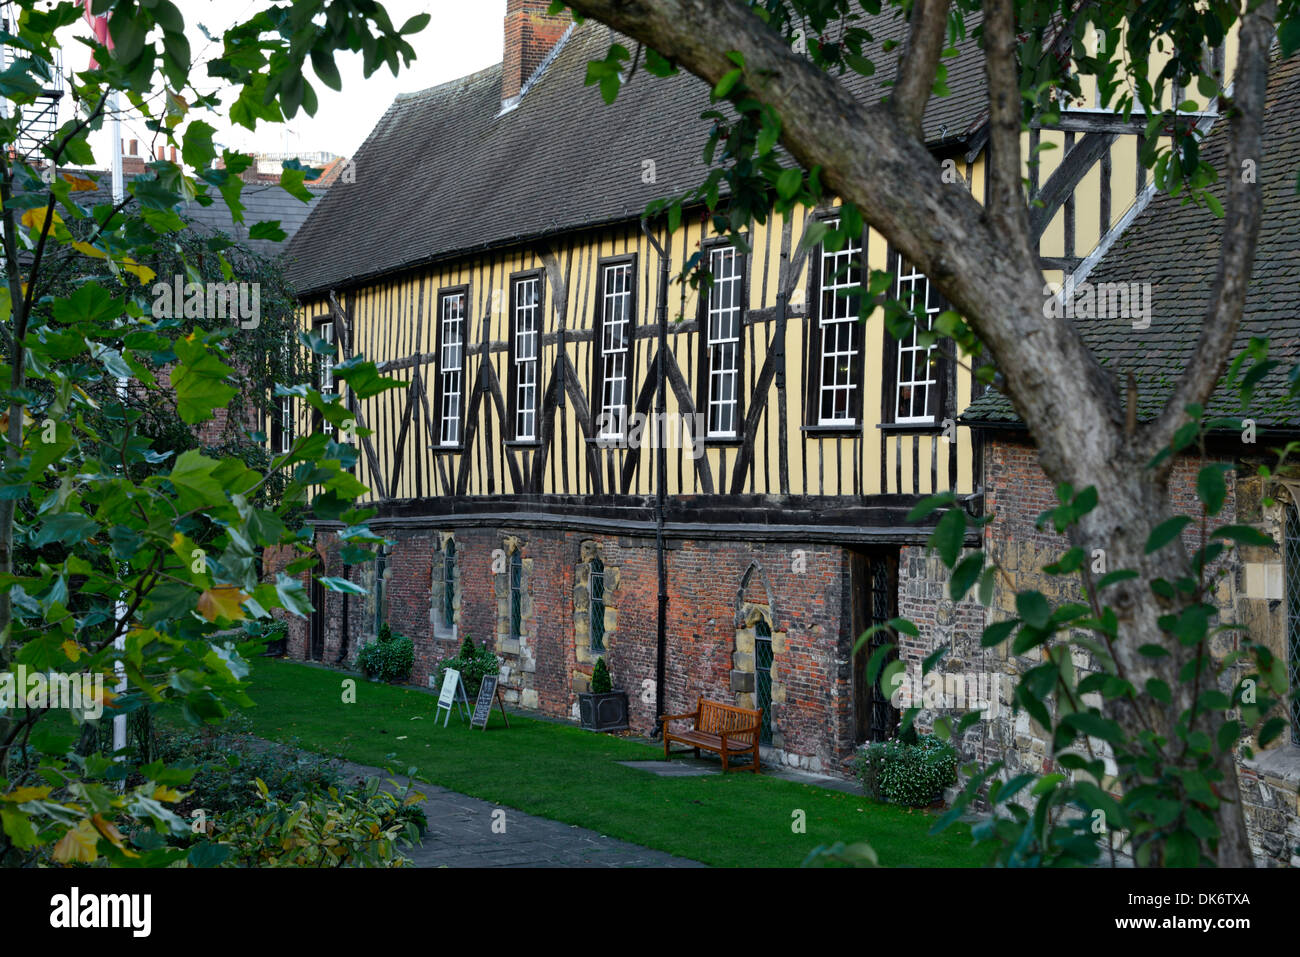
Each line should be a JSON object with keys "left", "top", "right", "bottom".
{"left": 719, "top": 723, "right": 761, "bottom": 743}
{"left": 660, "top": 711, "right": 697, "bottom": 724}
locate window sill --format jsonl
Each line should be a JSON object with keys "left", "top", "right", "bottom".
{"left": 433, "top": 625, "right": 458, "bottom": 642}
{"left": 877, "top": 421, "right": 945, "bottom": 434}
{"left": 703, "top": 434, "right": 744, "bottom": 447}
{"left": 1241, "top": 743, "right": 1300, "bottom": 786}
{"left": 504, "top": 439, "right": 542, "bottom": 449}
{"left": 801, "top": 423, "right": 862, "bottom": 437}
{"left": 430, "top": 443, "right": 465, "bottom": 454}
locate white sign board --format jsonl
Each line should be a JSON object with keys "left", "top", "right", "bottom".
{"left": 436, "top": 668, "right": 469, "bottom": 727}
{"left": 438, "top": 668, "right": 462, "bottom": 707}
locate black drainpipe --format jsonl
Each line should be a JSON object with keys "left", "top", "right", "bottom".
{"left": 641, "top": 217, "right": 670, "bottom": 739}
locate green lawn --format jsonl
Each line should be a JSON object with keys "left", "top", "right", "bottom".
{"left": 236, "top": 657, "right": 985, "bottom": 868}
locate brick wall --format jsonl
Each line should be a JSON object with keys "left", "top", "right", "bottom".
{"left": 266, "top": 524, "right": 861, "bottom": 772}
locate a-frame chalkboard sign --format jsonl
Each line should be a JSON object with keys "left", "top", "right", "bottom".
{"left": 470, "top": 675, "right": 509, "bottom": 730}
{"left": 436, "top": 668, "right": 470, "bottom": 727}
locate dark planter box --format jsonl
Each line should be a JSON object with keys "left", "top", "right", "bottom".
{"left": 578, "top": 690, "right": 629, "bottom": 732}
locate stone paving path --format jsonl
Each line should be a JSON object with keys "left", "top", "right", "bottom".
{"left": 337, "top": 759, "right": 705, "bottom": 868}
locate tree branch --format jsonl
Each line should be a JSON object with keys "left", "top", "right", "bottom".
{"left": 1143, "top": 0, "right": 1276, "bottom": 459}
{"left": 982, "top": 0, "right": 1033, "bottom": 258}
{"left": 892, "top": 0, "right": 950, "bottom": 139}
{"left": 565, "top": 0, "right": 1121, "bottom": 490}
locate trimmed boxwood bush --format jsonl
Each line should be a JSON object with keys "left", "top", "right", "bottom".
{"left": 590, "top": 656, "right": 613, "bottom": 694}
{"left": 855, "top": 733, "right": 957, "bottom": 807}
{"left": 358, "top": 624, "right": 414, "bottom": 683}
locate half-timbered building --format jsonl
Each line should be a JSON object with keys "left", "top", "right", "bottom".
{"left": 273, "top": 1, "right": 1241, "bottom": 778}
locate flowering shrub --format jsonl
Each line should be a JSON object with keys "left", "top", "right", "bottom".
{"left": 856, "top": 733, "right": 957, "bottom": 807}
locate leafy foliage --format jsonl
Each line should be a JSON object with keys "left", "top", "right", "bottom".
{"left": 856, "top": 733, "right": 957, "bottom": 807}
{"left": 565, "top": 0, "right": 1300, "bottom": 870}
{"left": 153, "top": 715, "right": 343, "bottom": 818}
{"left": 435, "top": 635, "right": 501, "bottom": 697}
{"left": 0, "top": 0, "right": 419, "bottom": 866}
{"left": 357, "top": 625, "right": 414, "bottom": 683}
{"left": 590, "top": 656, "right": 613, "bottom": 694}
{"left": 190, "top": 773, "right": 424, "bottom": 868}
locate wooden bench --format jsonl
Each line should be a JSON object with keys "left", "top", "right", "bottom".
{"left": 662, "top": 698, "right": 762, "bottom": 773}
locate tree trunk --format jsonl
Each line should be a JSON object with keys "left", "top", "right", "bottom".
{"left": 565, "top": 0, "right": 1274, "bottom": 865}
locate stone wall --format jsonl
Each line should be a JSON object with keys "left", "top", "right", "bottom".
{"left": 959, "top": 431, "right": 1299, "bottom": 867}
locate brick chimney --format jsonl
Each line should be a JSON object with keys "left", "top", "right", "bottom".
{"left": 502, "top": 0, "right": 569, "bottom": 105}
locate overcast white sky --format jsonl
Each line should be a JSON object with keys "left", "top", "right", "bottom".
{"left": 76, "top": 0, "right": 506, "bottom": 165}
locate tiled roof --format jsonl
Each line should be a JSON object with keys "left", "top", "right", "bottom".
{"left": 284, "top": 13, "right": 991, "bottom": 296}
{"left": 178, "top": 182, "right": 326, "bottom": 257}
{"left": 962, "top": 53, "right": 1300, "bottom": 432}
{"left": 55, "top": 169, "right": 323, "bottom": 257}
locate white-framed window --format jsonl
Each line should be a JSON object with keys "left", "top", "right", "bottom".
{"left": 277, "top": 394, "right": 293, "bottom": 454}
{"left": 438, "top": 290, "right": 466, "bottom": 447}
{"left": 319, "top": 320, "right": 335, "bottom": 434}
{"left": 705, "top": 245, "right": 742, "bottom": 438}
{"left": 598, "top": 261, "right": 633, "bottom": 438}
{"left": 816, "top": 220, "right": 863, "bottom": 425}
{"left": 513, "top": 275, "right": 540, "bottom": 441}
{"left": 892, "top": 259, "right": 943, "bottom": 424}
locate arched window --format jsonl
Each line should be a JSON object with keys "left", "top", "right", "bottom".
{"left": 373, "top": 547, "right": 386, "bottom": 635}
{"left": 509, "top": 549, "right": 523, "bottom": 643}
{"left": 589, "top": 557, "right": 605, "bottom": 651}
{"left": 431, "top": 533, "right": 459, "bottom": 641}
{"left": 755, "top": 617, "right": 773, "bottom": 744}
{"left": 442, "top": 538, "right": 456, "bottom": 631}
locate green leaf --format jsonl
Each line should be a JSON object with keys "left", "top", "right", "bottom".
{"left": 248, "top": 220, "right": 287, "bottom": 242}
{"left": 332, "top": 356, "right": 404, "bottom": 400}
{"left": 949, "top": 551, "right": 983, "bottom": 601}
{"left": 276, "top": 572, "right": 313, "bottom": 617}
{"left": 644, "top": 49, "right": 677, "bottom": 77}
{"left": 929, "top": 508, "right": 966, "bottom": 567}
{"left": 981, "top": 619, "right": 1017, "bottom": 647}
{"left": 906, "top": 492, "right": 956, "bottom": 522}
{"left": 713, "top": 67, "right": 743, "bottom": 99}
{"left": 1196, "top": 464, "right": 1228, "bottom": 516}
{"left": 1015, "top": 591, "right": 1050, "bottom": 629}
{"left": 318, "top": 576, "right": 368, "bottom": 595}
{"left": 1144, "top": 678, "right": 1171, "bottom": 703}
{"left": 1280, "top": 17, "right": 1300, "bottom": 58}
{"left": 166, "top": 450, "right": 225, "bottom": 512}
{"left": 280, "top": 166, "right": 313, "bottom": 203}
{"left": 30, "top": 512, "right": 98, "bottom": 548}
{"left": 51, "top": 282, "right": 124, "bottom": 326}
{"left": 775, "top": 167, "right": 802, "bottom": 200}
{"left": 1145, "top": 516, "right": 1191, "bottom": 554}
{"left": 182, "top": 120, "right": 217, "bottom": 171}
{"left": 1094, "top": 569, "right": 1138, "bottom": 591}
{"left": 171, "top": 335, "right": 237, "bottom": 424}
{"left": 1210, "top": 524, "right": 1273, "bottom": 547}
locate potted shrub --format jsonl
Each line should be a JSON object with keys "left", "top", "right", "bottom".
{"left": 578, "top": 656, "right": 628, "bottom": 732}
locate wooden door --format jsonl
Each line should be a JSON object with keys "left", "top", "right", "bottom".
{"left": 851, "top": 549, "right": 900, "bottom": 744}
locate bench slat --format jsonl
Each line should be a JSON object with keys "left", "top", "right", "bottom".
{"left": 662, "top": 697, "right": 762, "bottom": 773}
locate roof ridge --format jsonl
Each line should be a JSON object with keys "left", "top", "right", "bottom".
{"left": 394, "top": 62, "right": 503, "bottom": 104}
